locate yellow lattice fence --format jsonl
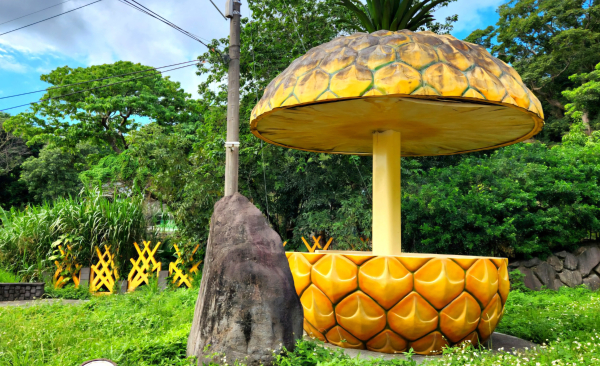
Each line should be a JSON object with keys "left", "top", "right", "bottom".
{"left": 127, "top": 241, "right": 162, "bottom": 292}
{"left": 90, "top": 246, "right": 119, "bottom": 295}
{"left": 301, "top": 236, "right": 333, "bottom": 252}
{"left": 168, "top": 244, "right": 202, "bottom": 288}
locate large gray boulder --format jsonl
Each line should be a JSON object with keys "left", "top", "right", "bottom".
{"left": 508, "top": 261, "right": 521, "bottom": 270}
{"left": 547, "top": 255, "right": 563, "bottom": 272}
{"left": 533, "top": 262, "right": 558, "bottom": 290}
{"left": 559, "top": 270, "right": 583, "bottom": 288}
{"left": 553, "top": 278, "right": 564, "bottom": 291}
{"left": 563, "top": 253, "right": 578, "bottom": 271}
{"left": 583, "top": 273, "right": 600, "bottom": 291}
{"left": 517, "top": 266, "right": 542, "bottom": 291}
{"left": 577, "top": 247, "right": 600, "bottom": 277}
{"left": 555, "top": 251, "right": 569, "bottom": 259}
{"left": 187, "top": 193, "right": 303, "bottom": 366}
{"left": 522, "top": 258, "right": 542, "bottom": 268}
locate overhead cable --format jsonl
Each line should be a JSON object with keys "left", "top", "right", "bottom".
{"left": 0, "top": 0, "right": 74, "bottom": 27}
{"left": 0, "top": 62, "right": 198, "bottom": 112}
{"left": 117, "top": 0, "right": 227, "bottom": 62}
{"left": 117, "top": 0, "right": 212, "bottom": 47}
{"left": 0, "top": 60, "right": 200, "bottom": 100}
{"left": 0, "top": 0, "right": 103, "bottom": 37}
{"left": 208, "top": 0, "right": 228, "bottom": 20}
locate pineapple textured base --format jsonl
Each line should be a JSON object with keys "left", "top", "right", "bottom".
{"left": 286, "top": 252, "right": 509, "bottom": 355}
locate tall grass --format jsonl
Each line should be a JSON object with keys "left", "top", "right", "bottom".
{"left": 0, "top": 187, "right": 146, "bottom": 280}
{"left": 0, "top": 268, "right": 20, "bottom": 283}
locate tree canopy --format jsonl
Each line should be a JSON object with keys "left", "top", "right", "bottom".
{"left": 563, "top": 62, "right": 600, "bottom": 135}
{"left": 0, "top": 112, "right": 29, "bottom": 176}
{"left": 465, "top": 0, "right": 600, "bottom": 141}
{"left": 4, "top": 61, "right": 202, "bottom": 154}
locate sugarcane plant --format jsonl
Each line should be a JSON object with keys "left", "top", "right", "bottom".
{"left": 338, "top": 0, "right": 453, "bottom": 32}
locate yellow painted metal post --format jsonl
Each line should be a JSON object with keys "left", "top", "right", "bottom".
{"left": 372, "top": 130, "right": 401, "bottom": 256}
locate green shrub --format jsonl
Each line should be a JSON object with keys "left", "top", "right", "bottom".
{"left": 43, "top": 284, "right": 91, "bottom": 300}
{"left": 0, "top": 268, "right": 20, "bottom": 283}
{"left": 0, "top": 187, "right": 146, "bottom": 280}
{"left": 403, "top": 141, "right": 600, "bottom": 257}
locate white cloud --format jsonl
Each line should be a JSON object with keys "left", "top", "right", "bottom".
{"left": 0, "top": 0, "right": 248, "bottom": 97}
{"left": 0, "top": 53, "right": 28, "bottom": 73}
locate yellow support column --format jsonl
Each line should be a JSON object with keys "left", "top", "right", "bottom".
{"left": 372, "top": 130, "right": 401, "bottom": 256}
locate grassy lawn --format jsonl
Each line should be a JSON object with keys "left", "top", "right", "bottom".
{"left": 0, "top": 286, "right": 598, "bottom": 366}
{"left": 0, "top": 288, "right": 197, "bottom": 366}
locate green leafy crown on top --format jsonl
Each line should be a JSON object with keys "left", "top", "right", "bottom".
{"left": 338, "top": 0, "right": 450, "bottom": 32}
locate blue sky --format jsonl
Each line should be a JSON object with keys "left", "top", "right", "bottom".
{"left": 0, "top": 0, "right": 502, "bottom": 116}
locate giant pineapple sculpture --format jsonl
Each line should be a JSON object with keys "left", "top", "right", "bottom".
{"left": 251, "top": 0, "right": 543, "bottom": 355}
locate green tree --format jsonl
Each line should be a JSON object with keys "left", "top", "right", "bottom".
{"left": 0, "top": 112, "right": 29, "bottom": 175}
{"left": 465, "top": 0, "right": 600, "bottom": 141}
{"left": 4, "top": 61, "right": 201, "bottom": 154}
{"left": 0, "top": 112, "right": 34, "bottom": 209}
{"left": 562, "top": 62, "right": 600, "bottom": 135}
{"left": 20, "top": 144, "right": 101, "bottom": 202}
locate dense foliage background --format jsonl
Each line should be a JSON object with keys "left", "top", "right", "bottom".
{"left": 1, "top": 0, "right": 600, "bottom": 275}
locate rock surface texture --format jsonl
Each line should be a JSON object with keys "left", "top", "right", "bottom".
{"left": 187, "top": 193, "right": 303, "bottom": 366}
{"left": 578, "top": 247, "right": 600, "bottom": 277}
{"left": 511, "top": 242, "right": 600, "bottom": 291}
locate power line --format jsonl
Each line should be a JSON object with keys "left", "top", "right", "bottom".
{"left": 117, "top": 0, "right": 226, "bottom": 62}
{"left": 117, "top": 0, "right": 212, "bottom": 47}
{"left": 0, "top": 63, "right": 198, "bottom": 112}
{"left": 208, "top": 0, "right": 227, "bottom": 20}
{"left": 0, "top": 0, "right": 74, "bottom": 27}
{"left": 0, "top": 0, "right": 103, "bottom": 37}
{"left": 0, "top": 60, "right": 200, "bottom": 101}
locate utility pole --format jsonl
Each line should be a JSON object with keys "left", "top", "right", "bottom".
{"left": 224, "top": 0, "right": 241, "bottom": 196}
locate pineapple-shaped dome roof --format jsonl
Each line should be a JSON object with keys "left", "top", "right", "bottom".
{"left": 250, "top": 30, "right": 544, "bottom": 156}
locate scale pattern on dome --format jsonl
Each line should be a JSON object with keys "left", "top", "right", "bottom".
{"left": 251, "top": 30, "right": 543, "bottom": 122}
{"left": 286, "top": 252, "right": 509, "bottom": 355}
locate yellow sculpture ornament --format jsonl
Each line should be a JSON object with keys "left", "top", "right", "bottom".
{"left": 286, "top": 252, "right": 509, "bottom": 355}
{"left": 90, "top": 246, "right": 119, "bottom": 295}
{"left": 127, "top": 241, "right": 162, "bottom": 292}
{"left": 254, "top": 30, "right": 529, "bottom": 355}
{"left": 168, "top": 244, "right": 202, "bottom": 288}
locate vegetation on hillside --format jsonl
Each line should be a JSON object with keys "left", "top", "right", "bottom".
{"left": 0, "top": 0, "right": 599, "bottom": 266}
